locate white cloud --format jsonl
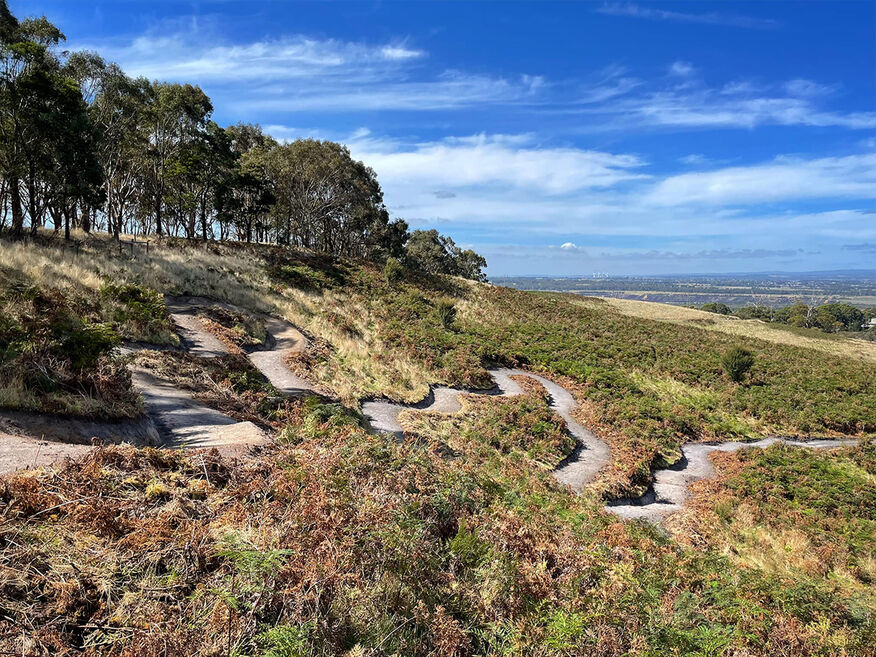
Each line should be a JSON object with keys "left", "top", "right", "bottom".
{"left": 669, "top": 61, "right": 695, "bottom": 77}
{"left": 348, "top": 133, "right": 649, "bottom": 194}
{"left": 76, "top": 23, "right": 870, "bottom": 130}
{"left": 242, "top": 72, "right": 544, "bottom": 112}
{"left": 379, "top": 45, "right": 425, "bottom": 61}
{"left": 679, "top": 154, "right": 707, "bottom": 165}
{"left": 341, "top": 131, "right": 875, "bottom": 259}
{"left": 783, "top": 79, "right": 835, "bottom": 97}
{"left": 595, "top": 2, "right": 782, "bottom": 30}
{"left": 73, "top": 27, "right": 544, "bottom": 113}
{"left": 647, "top": 153, "right": 876, "bottom": 205}
{"left": 565, "top": 70, "right": 874, "bottom": 131}
{"left": 84, "top": 32, "right": 426, "bottom": 83}
{"left": 609, "top": 90, "right": 876, "bottom": 130}
{"left": 719, "top": 80, "right": 763, "bottom": 95}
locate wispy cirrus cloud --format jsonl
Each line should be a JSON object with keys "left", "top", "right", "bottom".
{"left": 241, "top": 71, "right": 545, "bottom": 112}
{"left": 647, "top": 153, "right": 876, "bottom": 205}
{"left": 81, "top": 31, "right": 425, "bottom": 83}
{"left": 595, "top": 2, "right": 782, "bottom": 30}
{"left": 572, "top": 67, "right": 876, "bottom": 131}
{"left": 73, "top": 26, "right": 546, "bottom": 113}
{"left": 74, "top": 21, "right": 870, "bottom": 130}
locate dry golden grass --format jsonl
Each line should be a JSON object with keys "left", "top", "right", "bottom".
{"left": 600, "top": 297, "right": 876, "bottom": 364}
{"left": 0, "top": 237, "right": 435, "bottom": 405}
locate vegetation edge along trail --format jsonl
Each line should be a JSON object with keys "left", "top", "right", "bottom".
{"left": 2, "top": 291, "right": 861, "bottom": 523}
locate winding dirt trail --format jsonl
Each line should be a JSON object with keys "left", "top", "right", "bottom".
{"left": 607, "top": 437, "right": 859, "bottom": 522}
{"left": 0, "top": 295, "right": 861, "bottom": 523}
{"left": 246, "top": 316, "right": 312, "bottom": 394}
{"left": 362, "top": 368, "right": 611, "bottom": 489}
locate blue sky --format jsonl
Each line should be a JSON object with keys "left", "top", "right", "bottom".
{"left": 14, "top": 0, "right": 876, "bottom": 276}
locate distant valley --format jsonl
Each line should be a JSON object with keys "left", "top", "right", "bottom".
{"left": 493, "top": 271, "right": 876, "bottom": 308}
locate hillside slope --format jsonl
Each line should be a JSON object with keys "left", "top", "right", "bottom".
{"left": 2, "top": 233, "right": 874, "bottom": 495}
{"left": 1, "top": 234, "right": 875, "bottom": 655}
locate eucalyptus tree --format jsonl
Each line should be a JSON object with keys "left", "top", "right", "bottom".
{"left": 0, "top": 4, "right": 102, "bottom": 239}
{"left": 66, "top": 52, "right": 148, "bottom": 237}
{"left": 0, "top": 0, "right": 487, "bottom": 274}
{"left": 142, "top": 81, "right": 212, "bottom": 237}
{"left": 195, "top": 121, "right": 238, "bottom": 241}
{"left": 43, "top": 71, "right": 104, "bottom": 240}
{"left": 219, "top": 123, "right": 276, "bottom": 243}
{"left": 405, "top": 229, "right": 487, "bottom": 281}
{"left": 262, "top": 139, "right": 406, "bottom": 257}
{"left": 0, "top": 4, "right": 62, "bottom": 237}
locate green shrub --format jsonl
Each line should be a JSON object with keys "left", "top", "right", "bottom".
{"left": 283, "top": 395, "right": 363, "bottom": 442}
{"left": 100, "top": 282, "right": 175, "bottom": 345}
{"left": 701, "top": 302, "right": 732, "bottom": 315}
{"left": 267, "top": 261, "right": 347, "bottom": 291}
{"left": 257, "top": 622, "right": 318, "bottom": 657}
{"left": 100, "top": 283, "right": 166, "bottom": 322}
{"left": 435, "top": 299, "right": 457, "bottom": 329}
{"left": 59, "top": 322, "right": 120, "bottom": 370}
{"left": 383, "top": 257, "right": 403, "bottom": 284}
{"left": 0, "top": 315, "right": 25, "bottom": 363}
{"left": 721, "top": 346, "right": 755, "bottom": 383}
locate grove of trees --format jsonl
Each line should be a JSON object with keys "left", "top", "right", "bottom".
{"left": 701, "top": 301, "right": 875, "bottom": 333}
{"left": 0, "top": 2, "right": 487, "bottom": 279}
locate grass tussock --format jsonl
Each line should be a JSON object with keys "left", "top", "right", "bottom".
{"left": 197, "top": 307, "right": 268, "bottom": 354}
{"left": 2, "top": 400, "right": 874, "bottom": 655}
{"left": 0, "top": 265, "right": 141, "bottom": 419}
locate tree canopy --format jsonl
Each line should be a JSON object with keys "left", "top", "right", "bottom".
{"left": 0, "top": 1, "right": 487, "bottom": 281}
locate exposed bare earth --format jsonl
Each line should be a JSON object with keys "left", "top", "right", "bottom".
{"left": 0, "top": 295, "right": 862, "bottom": 523}
{"left": 0, "top": 418, "right": 95, "bottom": 474}
{"left": 601, "top": 297, "right": 876, "bottom": 364}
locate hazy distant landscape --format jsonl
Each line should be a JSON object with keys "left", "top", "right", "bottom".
{"left": 494, "top": 271, "right": 876, "bottom": 308}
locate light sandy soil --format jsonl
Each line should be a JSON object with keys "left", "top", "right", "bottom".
{"left": 130, "top": 368, "right": 267, "bottom": 450}
{"left": 247, "top": 316, "right": 311, "bottom": 394}
{"left": 0, "top": 420, "right": 94, "bottom": 475}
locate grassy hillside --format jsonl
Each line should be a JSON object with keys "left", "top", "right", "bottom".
{"left": 2, "top": 403, "right": 874, "bottom": 656}
{"left": 2, "top": 234, "right": 876, "bottom": 654}
{"left": 605, "top": 297, "right": 876, "bottom": 365}
{"left": 672, "top": 441, "right": 876, "bottom": 623}
{"left": 1, "top": 234, "right": 874, "bottom": 495}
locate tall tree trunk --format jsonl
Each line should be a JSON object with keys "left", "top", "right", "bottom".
{"left": 81, "top": 203, "right": 91, "bottom": 233}
{"left": 200, "top": 196, "right": 208, "bottom": 242}
{"left": 28, "top": 163, "right": 38, "bottom": 237}
{"left": 64, "top": 204, "right": 70, "bottom": 241}
{"left": 9, "top": 178, "right": 24, "bottom": 239}
{"left": 109, "top": 201, "right": 118, "bottom": 239}
{"left": 155, "top": 192, "right": 163, "bottom": 237}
